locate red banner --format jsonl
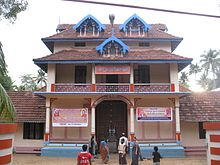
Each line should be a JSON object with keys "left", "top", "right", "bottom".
{"left": 136, "top": 107, "right": 172, "bottom": 122}
{"left": 95, "top": 65, "right": 130, "bottom": 74}
{"left": 52, "top": 108, "right": 88, "bottom": 127}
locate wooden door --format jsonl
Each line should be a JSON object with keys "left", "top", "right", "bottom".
{"left": 95, "top": 100, "right": 127, "bottom": 144}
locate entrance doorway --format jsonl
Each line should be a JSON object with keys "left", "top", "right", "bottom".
{"left": 95, "top": 100, "right": 127, "bottom": 152}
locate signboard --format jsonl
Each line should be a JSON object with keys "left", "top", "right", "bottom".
{"left": 52, "top": 108, "right": 88, "bottom": 127}
{"left": 136, "top": 107, "right": 172, "bottom": 121}
{"left": 95, "top": 64, "right": 130, "bottom": 74}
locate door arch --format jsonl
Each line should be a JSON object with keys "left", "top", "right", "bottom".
{"left": 95, "top": 100, "right": 128, "bottom": 147}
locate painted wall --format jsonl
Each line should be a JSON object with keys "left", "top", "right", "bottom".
{"left": 50, "top": 98, "right": 91, "bottom": 141}
{"left": 14, "top": 124, "right": 44, "bottom": 147}
{"left": 134, "top": 98, "right": 175, "bottom": 140}
{"left": 181, "top": 121, "right": 206, "bottom": 147}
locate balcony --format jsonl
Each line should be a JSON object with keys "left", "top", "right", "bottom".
{"left": 52, "top": 83, "right": 175, "bottom": 93}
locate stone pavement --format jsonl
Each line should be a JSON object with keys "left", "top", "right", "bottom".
{"left": 13, "top": 153, "right": 207, "bottom": 165}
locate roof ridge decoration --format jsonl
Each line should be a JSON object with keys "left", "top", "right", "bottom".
{"left": 119, "top": 14, "right": 151, "bottom": 36}
{"left": 72, "top": 14, "right": 106, "bottom": 33}
{"left": 96, "top": 35, "right": 129, "bottom": 57}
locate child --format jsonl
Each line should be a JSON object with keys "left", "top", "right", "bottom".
{"left": 152, "top": 146, "right": 162, "bottom": 165}
{"left": 77, "top": 144, "right": 92, "bottom": 165}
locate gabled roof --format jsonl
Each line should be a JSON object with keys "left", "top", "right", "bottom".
{"left": 180, "top": 91, "right": 220, "bottom": 122}
{"left": 42, "top": 24, "right": 182, "bottom": 52}
{"left": 72, "top": 14, "right": 105, "bottom": 32}
{"left": 7, "top": 91, "right": 46, "bottom": 123}
{"left": 33, "top": 48, "right": 192, "bottom": 72}
{"left": 119, "top": 14, "right": 151, "bottom": 32}
{"left": 96, "top": 35, "right": 129, "bottom": 54}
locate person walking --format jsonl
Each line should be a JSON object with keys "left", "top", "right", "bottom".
{"left": 89, "top": 136, "right": 97, "bottom": 159}
{"left": 152, "top": 146, "right": 162, "bottom": 165}
{"left": 99, "top": 138, "right": 109, "bottom": 164}
{"left": 118, "top": 138, "right": 127, "bottom": 165}
{"left": 131, "top": 137, "right": 140, "bottom": 165}
{"left": 119, "top": 133, "right": 128, "bottom": 152}
{"left": 77, "top": 144, "right": 92, "bottom": 165}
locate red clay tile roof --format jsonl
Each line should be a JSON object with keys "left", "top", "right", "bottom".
{"left": 7, "top": 91, "right": 46, "bottom": 123}
{"left": 48, "top": 24, "right": 179, "bottom": 39}
{"left": 34, "top": 48, "right": 192, "bottom": 61}
{"left": 180, "top": 91, "right": 220, "bottom": 122}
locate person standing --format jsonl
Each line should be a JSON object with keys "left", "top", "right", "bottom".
{"left": 99, "top": 138, "right": 109, "bottom": 164}
{"left": 118, "top": 138, "right": 127, "bottom": 165}
{"left": 131, "top": 137, "right": 140, "bottom": 165}
{"left": 89, "top": 136, "right": 97, "bottom": 159}
{"left": 152, "top": 146, "right": 162, "bottom": 165}
{"left": 119, "top": 133, "right": 128, "bottom": 152}
{"left": 77, "top": 144, "right": 92, "bottom": 165}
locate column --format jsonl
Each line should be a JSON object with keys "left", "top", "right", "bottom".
{"left": 175, "top": 98, "right": 181, "bottom": 143}
{"left": 130, "top": 106, "right": 135, "bottom": 141}
{"left": 170, "top": 63, "right": 179, "bottom": 92}
{"left": 92, "top": 64, "right": 96, "bottom": 92}
{"left": 91, "top": 106, "right": 95, "bottom": 135}
{"left": 47, "top": 64, "right": 55, "bottom": 92}
{"left": 44, "top": 98, "right": 50, "bottom": 143}
{"left": 130, "top": 64, "right": 134, "bottom": 92}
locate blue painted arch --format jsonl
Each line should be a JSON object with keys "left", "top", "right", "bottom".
{"left": 73, "top": 14, "right": 105, "bottom": 32}
{"left": 96, "top": 35, "right": 129, "bottom": 54}
{"left": 119, "top": 14, "right": 151, "bottom": 32}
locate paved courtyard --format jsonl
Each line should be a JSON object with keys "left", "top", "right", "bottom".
{"left": 13, "top": 153, "right": 207, "bottom": 165}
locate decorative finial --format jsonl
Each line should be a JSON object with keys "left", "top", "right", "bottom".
{"left": 109, "top": 14, "right": 115, "bottom": 28}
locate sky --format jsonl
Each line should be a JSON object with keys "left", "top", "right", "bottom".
{"left": 0, "top": 0, "right": 220, "bottom": 91}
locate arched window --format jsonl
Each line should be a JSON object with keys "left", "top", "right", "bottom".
{"left": 119, "top": 14, "right": 151, "bottom": 36}
{"left": 73, "top": 14, "right": 105, "bottom": 36}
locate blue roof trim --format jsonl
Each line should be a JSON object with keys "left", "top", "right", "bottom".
{"left": 119, "top": 14, "right": 151, "bottom": 32}
{"left": 34, "top": 59, "right": 192, "bottom": 64}
{"left": 72, "top": 14, "right": 105, "bottom": 32}
{"left": 34, "top": 91, "right": 192, "bottom": 95}
{"left": 96, "top": 35, "right": 129, "bottom": 54}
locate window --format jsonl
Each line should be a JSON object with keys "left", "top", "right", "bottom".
{"left": 139, "top": 42, "right": 150, "bottom": 47}
{"left": 199, "top": 122, "right": 206, "bottom": 139}
{"left": 75, "top": 66, "right": 87, "bottom": 83}
{"left": 75, "top": 42, "right": 86, "bottom": 47}
{"left": 134, "top": 65, "right": 150, "bottom": 83}
{"left": 23, "top": 123, "right": 44, "bottom": 139}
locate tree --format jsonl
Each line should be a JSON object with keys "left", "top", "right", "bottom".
{"left": 200, "top": 49, "right": 220, "bottom": 89}
{"left": 19, "top": 74, "right": 37, "bottom": 91}
{"left": 34, "top": 69, "right": 47, "bottom": 89}
{"left": 0, "top": 0, "right": 28, "bottom": 23}
{"left": 0, "top": 42, "right": 15, "bottom": 122}
{"left": 189, "top": 63, "right": 201, "bottom": 80}
{"left": 197, "top": 73, "right": 212, "bottom": 91}
{"left": 179, "top": 71, "right": 189, "bottom": 87}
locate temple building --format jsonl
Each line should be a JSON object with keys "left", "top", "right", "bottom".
{"left": 10, "top": 14, "right": 220, "bottom": 157}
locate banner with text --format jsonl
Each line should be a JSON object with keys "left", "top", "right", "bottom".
{"left": 52, "top": 108, "right": 88, "bottom": 127}
{"left": 95, "top": 64, "right": 130, "bottom": 74}
{"left": 136, "top": 107, "right": 172, "bottom": 122}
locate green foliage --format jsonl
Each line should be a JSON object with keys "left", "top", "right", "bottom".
{"left": 0, "top": 0, "right": 28, "bottom": 23}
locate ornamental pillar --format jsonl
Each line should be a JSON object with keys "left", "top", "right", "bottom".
{"left": 175, "top": 98, "right": 181, "bottom": 143}
{"left": 91, "top": 106, "right": 96, "bottom": 135}
{"left": 130, "top": 106, "right": 135, "bottom": 141}
{"left": 44, "top": 98, "right": 50, "bottom": 143}
{"left": 92, "top": 64, "right": 96, "bottom": 92}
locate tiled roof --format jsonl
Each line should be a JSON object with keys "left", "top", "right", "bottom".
{"left": 7, "top": 91, "right": 46, "bottom": 123}
{"left": 34, "top": 48, "right": 192, "bottom": 61}
{"left": 180, "top": 91, "right": 220, "bottom": 122}
{"left": 48, "top": 24, "right": 179, "bottom": 39}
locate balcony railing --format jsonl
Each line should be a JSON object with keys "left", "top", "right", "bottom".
{"left": 53, "top": 83, "right": 175, "bottom": 93}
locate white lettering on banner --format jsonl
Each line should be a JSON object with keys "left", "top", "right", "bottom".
{"left": 136, "top": 107, "right": 172, "bottom": 122}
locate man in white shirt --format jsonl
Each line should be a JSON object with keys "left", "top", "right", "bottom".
{"left": 119, "top": 133, "right": 128, "bottom": 152}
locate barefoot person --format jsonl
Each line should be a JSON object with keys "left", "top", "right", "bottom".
{"left": 118, "top": 138, "right": 127, "bottom": 165}
{"left": 152, "top": 146, "right": 162, "bottom": 165}
{"left": 99, "top": 138, "right": 109, "bottom": 164}
{"left": 77, "top": 144, "right": 92, "bottom": 165}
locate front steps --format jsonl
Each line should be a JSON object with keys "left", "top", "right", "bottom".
{"left": 41, "top": 143, "right": 84, "bottom": 157}
{"left": 132, "top": 142, "right": 185, "bottom": 158}
{"left": 41, "top": 142, "right": 185, "bottom": 158}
